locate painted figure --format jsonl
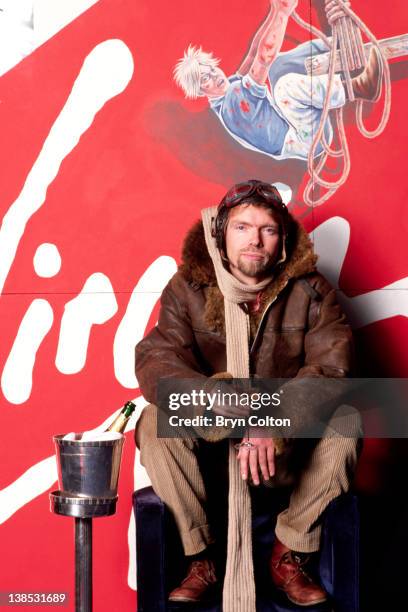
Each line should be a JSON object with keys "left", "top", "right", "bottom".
{"left": 174, "top": 0, "right": 382, "bottom": 161}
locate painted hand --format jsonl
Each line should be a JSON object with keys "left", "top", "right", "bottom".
{"left": 325, "top": 0, "right": 351, "bottom": 25}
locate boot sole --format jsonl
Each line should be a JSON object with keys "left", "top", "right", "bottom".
{"left": 168, "top": 587, "right": 218, "bottom": 603}
{"left": 286, "top": 592, "right": 328, "bottom": 607}
{"left": 168, "top": 595, "right": 203, "bottom": 602}
{"left": 275, "top": 586, "right": 328, "bottom": 607}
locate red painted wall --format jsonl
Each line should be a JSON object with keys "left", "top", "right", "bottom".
{"left": 0, "top": 1, "right": 407, "bottom": 609}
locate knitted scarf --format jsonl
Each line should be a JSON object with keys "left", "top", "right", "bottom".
{"left": 201, "top": 206, "right": 273, "bottom": 612}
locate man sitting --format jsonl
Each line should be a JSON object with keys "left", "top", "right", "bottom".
{"left": 135, "top": 179, "right": 361, "bottom": 609}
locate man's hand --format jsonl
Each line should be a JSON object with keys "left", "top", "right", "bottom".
{"left": 208, "top": 373, "right": 251, "bottom": 418}
{"left": 272, "top": 0, "right": 298, "bottom": 17}
{"left": 236, "top": 432, "right": 275, "bottom": 485}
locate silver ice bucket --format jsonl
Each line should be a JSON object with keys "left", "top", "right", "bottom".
{"left": 53, "top": 433, "right": 125, "bottom": 499}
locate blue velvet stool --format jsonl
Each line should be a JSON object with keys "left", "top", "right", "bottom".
{"left": 133, "top": 486, "right": 359, "bottom": 612}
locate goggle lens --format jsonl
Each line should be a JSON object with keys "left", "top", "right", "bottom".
{"left": 222, "top": 181, "right": 286, "bottom": 210}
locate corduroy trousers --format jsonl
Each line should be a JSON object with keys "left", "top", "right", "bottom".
{"left": 135, "top": 403, "right": 362, "bottom": 555}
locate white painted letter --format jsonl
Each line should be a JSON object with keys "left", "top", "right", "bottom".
{"left": 56, "top": 273, "right": 118, "bottom": 374}
{"left": 114, "top": 256, "right": 177, "bottom": 388}
{"left": 33, "top": 243, "right": 62, "bottom": 277}
{"left": 1, "top": 299, "right": 53, "bottom": 404}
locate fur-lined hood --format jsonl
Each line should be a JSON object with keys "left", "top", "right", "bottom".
{"left": 178, "top": 215, "right": 318, "bottom": 334}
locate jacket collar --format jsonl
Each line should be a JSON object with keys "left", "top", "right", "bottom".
{"left": 179, "top": 216, "right": 317, "bottom": 333}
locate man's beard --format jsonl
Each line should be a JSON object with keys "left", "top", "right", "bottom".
{"left": 236, "top": 251, "right": 275, "bottom": 278}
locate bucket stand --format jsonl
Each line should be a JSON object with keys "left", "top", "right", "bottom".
{"left": 50, "top": 493, "right": 118, "bottom": 612}
{"left": 76, "top": 517, "right": 92, "bottom": 612}
{"left": 50, "top": 433, "right": 125, "bottom": 612}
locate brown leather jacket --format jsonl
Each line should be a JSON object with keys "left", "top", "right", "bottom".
{"left": 135, "top": 216, "right": 354, "bottom": 436}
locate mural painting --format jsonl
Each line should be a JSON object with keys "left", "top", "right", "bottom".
{"left": 173, "top": 0, "right": 405, "bottom": 206}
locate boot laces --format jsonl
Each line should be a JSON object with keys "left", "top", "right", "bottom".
{"left": 182, "top": 561, "right": 216, "bottom": 586}
{"left": 279, "top": 551, "right": 313, "bottom": 584}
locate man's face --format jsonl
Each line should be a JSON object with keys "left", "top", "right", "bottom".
{"left": 199, "top": 64, "right": 229, "bottom": 98}
{"left": 224, "top": 204, "right": 281, "bottom": 285}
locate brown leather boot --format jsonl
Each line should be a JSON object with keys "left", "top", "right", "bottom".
{"left": 269, "top": 538, "right": 328, "bottom": 607}
{"left": 351, "top": 47, "right": 383, "bottom": 102}
{"left": 168, "top": 559, "right": 218, "bottom": 603}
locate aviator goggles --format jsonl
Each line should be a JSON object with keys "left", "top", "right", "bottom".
{"left": 220, "top": 180, "right": 286, "bottom": 211}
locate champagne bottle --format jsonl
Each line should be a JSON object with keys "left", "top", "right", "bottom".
{"left": 106, "top": 401, "right": 136, "bottom": 433}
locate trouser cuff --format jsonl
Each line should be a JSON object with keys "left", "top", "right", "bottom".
{"left": 275, "top": 519, "right": 321, "bottom": 553}
{"left": 181, "top": 523, "right": 215, "bottom": 556}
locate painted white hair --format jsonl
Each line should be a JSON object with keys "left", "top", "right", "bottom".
{"left": 173, "top": 44, "right": 220, "bottom": 99}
